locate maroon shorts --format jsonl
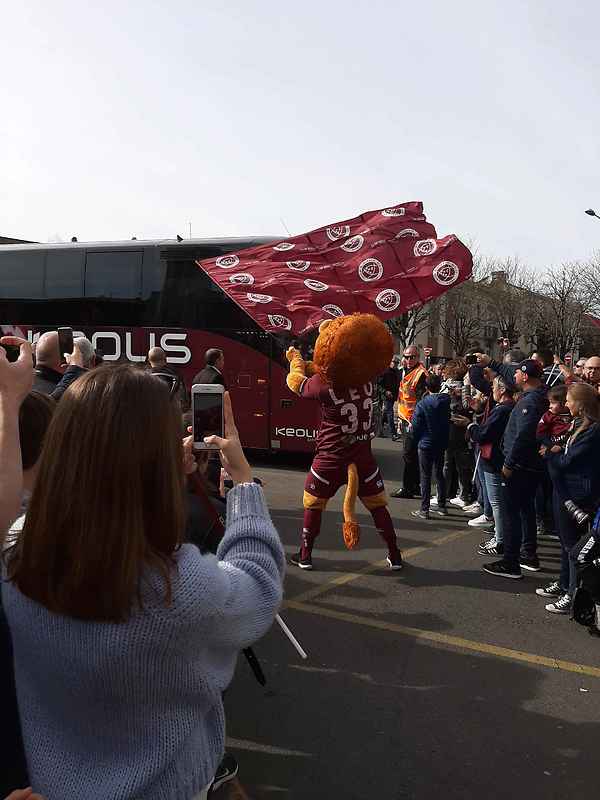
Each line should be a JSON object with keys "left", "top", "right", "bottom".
{"left": 305, "top": 450, "right": 385, "bottom": 500}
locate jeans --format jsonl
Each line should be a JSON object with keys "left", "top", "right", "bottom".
{"left": 483, "top": 470, "right": 510, "bottom": 545}
{"left": 418, "top": 448, "right": 446, "bottom": 512}
{"left": 476, "top": 456, "right": 492, "bottom": 518}
{"left": 501, "top": 469, "right": 540, "bottom": 569}
{"left": 553, "top": 493, "right": 584, "bottom": 595}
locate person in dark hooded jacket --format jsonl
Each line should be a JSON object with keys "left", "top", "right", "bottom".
{"left": 410, "top": 373, "right": 451, "bottom": 519}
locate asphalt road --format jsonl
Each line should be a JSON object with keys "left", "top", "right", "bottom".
{"left": 220, "top": 438, "right": 600, "bottom": 800}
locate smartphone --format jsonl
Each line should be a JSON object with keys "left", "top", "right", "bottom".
{"left": 0, "top": 343, "right": 20, "bottom": 363}
{"left": 192, "top": 384, "right": 224, "bottom": 450}
{"left": 57, "top": 327, "right": 74, "bottom": 360}
{"left": 465, "top": 354, "right": 477, "bottom": 366}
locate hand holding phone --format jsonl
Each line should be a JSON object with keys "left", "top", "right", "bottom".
{"left": 57, "top": 327, "right": 74, "bottom": 363}
{"left": 192, "top": 384, "right": 225, "bottom": 451}
{"left": 203, "top": 392, "right": 253, "bottom": 485}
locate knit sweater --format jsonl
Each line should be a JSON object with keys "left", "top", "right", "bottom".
{"left": 1, "top": 483, "right": 285, "bottom": 800}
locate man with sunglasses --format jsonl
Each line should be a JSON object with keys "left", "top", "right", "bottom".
{"left": 390, "top": 345, "right": 429, "bottom": 499}
{"left": 574, "top": 358, "right": 587, "bottom": 378}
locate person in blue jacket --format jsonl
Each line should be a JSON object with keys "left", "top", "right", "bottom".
{"left": 536, "top": 382, "right": 600, "bottom": 614}
{"left": 454, "top": 375, "right": 515, "bottom": 557}
{"left": 410, "top": 373, "right": 451, "bottom": 520}
{"left": 475, "top": 357, "right": 549, "bottom": 579}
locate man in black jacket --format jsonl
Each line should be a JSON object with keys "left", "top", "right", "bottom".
{"left": 477, "top": 357, "right": 549, "bottom": 579}
{"left": 192, "top": 348, "right": 227, "bottom": 388}
{"left": 379, "top": 359, "right": 399, "bottom": 438}
{"left": 32, "top": 331, "right": 64, "bottom": 394}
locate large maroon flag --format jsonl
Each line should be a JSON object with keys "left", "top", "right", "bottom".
{"left": 196, "top": 201, "right": 472, "bottom": 336}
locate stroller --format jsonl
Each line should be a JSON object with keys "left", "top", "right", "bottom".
{"left": 570, "top": 506, "right": 600, "bottom": 637}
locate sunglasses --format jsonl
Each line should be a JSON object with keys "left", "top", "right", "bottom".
{"left": 403, "top": 354, "right": 417, "bottom": 359}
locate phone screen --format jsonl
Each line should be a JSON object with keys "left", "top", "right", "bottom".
{"left": 193, "top": 391, "right": 224, "bottom": 447}
{"left": 0, "top": 343, "right": 20, "bottom": 363}
{"left": 58, "top": 327, "right": 74, "bottom": 360}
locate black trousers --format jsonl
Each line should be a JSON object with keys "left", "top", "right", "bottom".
{"left": 443, "top": 444, "right": 474, "bottom": 503}
{"left": 401, "top": 432, "right": 420, "bottom": 494}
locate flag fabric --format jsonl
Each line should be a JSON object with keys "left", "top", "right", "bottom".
{"left": 196, "top": 201, "right": 473, "bottom": 336}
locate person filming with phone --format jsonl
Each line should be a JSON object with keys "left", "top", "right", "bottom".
{"left": 1, "top": 354, "right": 285, "bottom": 800}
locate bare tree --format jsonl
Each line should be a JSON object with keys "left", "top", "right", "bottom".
{"left": 438, "top": 280, "right": 482, "bottom": 355}
{"left": 386, "top": 302, "right": 437, "bottom": 349}
{"left": 533, "top": 262, "right": 595, "bottom": 356}
{"left": 477, "top": 256, "right": 536, "bottom": 346}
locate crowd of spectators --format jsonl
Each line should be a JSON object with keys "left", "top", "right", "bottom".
{"left": 383, "top": 345, "right": 600, "bottom": 607}
{"left": 0, "top": 334, "right": 285, "bottom": 800}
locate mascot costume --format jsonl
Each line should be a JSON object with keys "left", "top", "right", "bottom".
{"left": 286, "top": 313, "right": 403, "bottom": 571}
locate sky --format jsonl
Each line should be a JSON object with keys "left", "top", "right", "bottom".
{"left": 2, "top": 0, "right": 599, "bottom": 270}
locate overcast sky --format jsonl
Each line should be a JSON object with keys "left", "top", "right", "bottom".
{"left": 2, "top": 0, "right": 599, "bottom": 269}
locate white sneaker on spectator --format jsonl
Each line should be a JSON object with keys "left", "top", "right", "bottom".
{"left": 545, "top": 594, "right": 571, "bottom": 615}
{"left": 468, "top": 514, "right": 494, "bottom": 528}
{"left": 463, "top": 502, "right": 482, "bottom": 515}
{"left": 449, "top": 497, "right": 467, "bottom": 508}
{"left": 430, "top": 496, "right": 438, "bottom": 506}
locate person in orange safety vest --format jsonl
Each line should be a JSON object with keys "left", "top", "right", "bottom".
{"left": 390, "top": 345, "right": 428, "bottom": 499}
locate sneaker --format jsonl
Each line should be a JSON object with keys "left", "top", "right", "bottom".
{"left": 545, "top": 594, "right": 571, "bottom": 614}
{"left": 434, "top": 506, "right": 449, "bottom": 517}
{"left": 519, "top": 555, "right": 541, "bottom": 572}
{"left": 411, "top": 509, "right": 430, "bottom": 520}
{"left": 536, "top": 580, "right": 562, "bottom": 599}
{"left": 482, "top": 560, "right": 523, "bottom": 579}
{"left": 390, "top": 488, "right": 414, "bottom": 499}
{"left": 430, "top": 496, "right": 439, "bottom": 506}
{"left": 386, "top": 553, "right": 403, "bottom": 570}
{"left": 449, "top": 496, "right": 467, "bottom": 508}
{"left": 290, "top": 551, "right": 313, "bottom": 570}
{"left": 478, "top": 540, "right": 504, "bottom": 556}
{"left": 468, "top": 514, "right": 495, "bottom": 528}
{"left": 479, "top": 535, "right": 497, "bottom": 548}
{"left": 463, "top": 502, "right": 483, "bottom": 515}
{"left": 211, "top": 753, "right": 239, "bottom": 792}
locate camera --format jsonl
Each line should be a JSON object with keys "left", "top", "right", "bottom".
{"left": 565, "top": 500, "right": 590, "bottom": 526}
{"left": 465, "top": 354, "right": 477, "bottom": 366}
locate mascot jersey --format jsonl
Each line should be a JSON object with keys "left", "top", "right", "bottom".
{"left": 286, "top": 314, "right": 403, "bottom": 570}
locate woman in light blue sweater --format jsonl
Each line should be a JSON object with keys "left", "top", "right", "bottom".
{"left": 1, "top": 364, "right": 285, "bottom": 800}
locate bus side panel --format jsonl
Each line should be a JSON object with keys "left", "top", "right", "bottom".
{"left": 5, "top": 324, "right": 271, "bottom": 451}
{"left": 269, "top": 361, "right": 321, "bottom": 454}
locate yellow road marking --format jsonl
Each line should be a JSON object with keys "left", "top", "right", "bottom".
{"left": 287, "top": 601, "right": 600, "bottom": 680}
{"left": 285, "top": 528, "right": 472, "bottom": 606}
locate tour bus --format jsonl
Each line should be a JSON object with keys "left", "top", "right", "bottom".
{"left": 0, "top": 237, "right": 320, "bottom": 452}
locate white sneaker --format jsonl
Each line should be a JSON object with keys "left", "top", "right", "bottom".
{"left": 430, "top": 496, "right": 438, "bottom": 506}
{"left": 468, "top": 514, "right": 495, "bottom": 528}
{"left": 449, "top": 497, "right": 467, "bottom": 508}
{"left": 463, "top": 502, "right": 482, "bottom": 515}
{"left": 545, "top": 594, "right": 571, "bottom": 615}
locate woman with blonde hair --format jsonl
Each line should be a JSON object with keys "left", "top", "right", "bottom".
{"left": 2, "top": 363, "right": 284, "bottom": 800}
{"left": 537, "top": 383, "right": 600, "bottom": 614}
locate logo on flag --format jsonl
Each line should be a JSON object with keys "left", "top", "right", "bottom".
{"left": 274, "top": 242, "right": 295, "bottom": 251}
{"left": 304, "top": 279, "right": 329, "bottom": 292}
{"left": 215, "top": 255, "right": 239, "bottom": 269}
{"left": 341, "top": 235, "right": 364, "bottom": 253}
{"left": 375, "top": 289, "right": 401, "bottom": 312}
{"left": 432, "top": 262, "right": 460, "bottom": 286}
{"left": 229, "top": 273, "right": 254, "bottom": 285}
{"left": 358, "top": 258, "right": 384, "bottom": 282}
{"left": 395, "top": 229, "right": 419, "bottom": 239}
{"left": 382, "top": 206, "right": 405, "bottom": 217}
{"left": 268, "top": 314, "right": 292, "bottom": 330}
{"left": 247, "top": 293, "right": 273, "bottom": 304}
{"left": 287, "top": 260, "right": 311, "bottom": 271}
{"left": 326, "top": 225, "right": 351, "bottom": 241}
{"left": 322, "top": 304, "right": 343, "bottom": 317}
{"left": 414, "top": 239, "right": 437, "bottom": 258}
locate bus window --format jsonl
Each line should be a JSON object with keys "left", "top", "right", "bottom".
{"left": 85, "top": 251, "right": 143, "bottom": 298}
{"left": 0, "top": 251, "right": 45, "bottom": 298}
{"left": 46, "top": 250, "right": 84, "bottom": 298}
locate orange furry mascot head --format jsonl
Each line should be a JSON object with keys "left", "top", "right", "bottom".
{"left": 286, "top": 313, "right": 394, "bottom": 550}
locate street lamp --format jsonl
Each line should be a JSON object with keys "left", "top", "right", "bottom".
{"left": 585, "top": 208, "right": 600, "bottom": 220}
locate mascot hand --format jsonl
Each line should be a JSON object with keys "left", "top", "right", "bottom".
{"left": 286, "top": 346, "right": 302, "bottom": 363}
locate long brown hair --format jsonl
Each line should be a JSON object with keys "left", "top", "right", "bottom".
{"left": 568, "top": 382, "right": 600, "bottom": 443}
{"left": 6, "top": 365, "right": 185, "bottom": 622}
